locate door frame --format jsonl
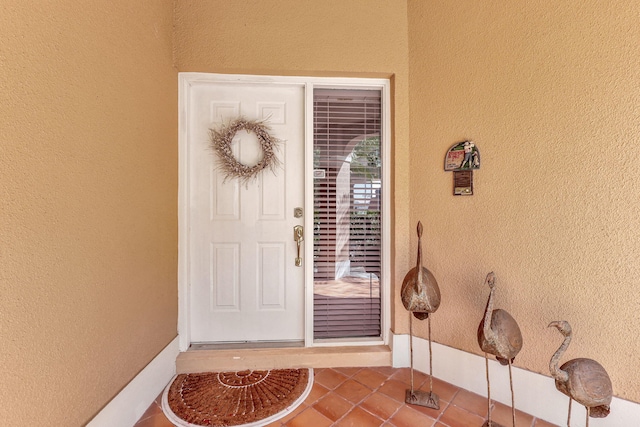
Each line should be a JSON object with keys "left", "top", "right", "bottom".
{"left": 178, "top": 73, "right": 391, "bottom": 351}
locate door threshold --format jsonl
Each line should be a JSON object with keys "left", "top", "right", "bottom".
{"left": 176, "top": 344, "right": 391, "bottom": 374}
{"left": 190, "top": 341, "right": 304, "bottom": 351}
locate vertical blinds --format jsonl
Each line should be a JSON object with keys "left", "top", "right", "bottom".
{"left": 313, "top": 89, "right": 382, "bottom": 339}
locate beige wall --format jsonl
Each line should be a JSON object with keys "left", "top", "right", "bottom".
{"left": 408, "top": 0, "right": 640, "bottom": 402}
{"left": 174, "top": 0, "right": 412, "bottom": 330}
{"left": 0, "top": 2, "right": 178, "bottom": 425}
{"left": 4, "top": 0, "right": 638, "bottom": 423}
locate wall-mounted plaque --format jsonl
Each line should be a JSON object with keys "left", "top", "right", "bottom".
{"left": 444, "top": 140, "right": 480, "bottom": 171}
{"left": 453, "top": 170, "right": 473, "bottom": 196}
{"left": 445, "top": 140, "right": 480, "bottom": 196}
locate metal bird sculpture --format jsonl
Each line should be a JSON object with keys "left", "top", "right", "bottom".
{"left": 401, "top": 221, "right": 441, "bottom": 409}
{"left": 548, "top": 320, "right": 612, "bottom": 427}
{"left": 477, "top": 272, "right": 523, "bottom": 427}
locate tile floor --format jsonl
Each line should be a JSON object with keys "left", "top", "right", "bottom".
{"left": 134, "top": 367, "right": 559, "bottom": 427}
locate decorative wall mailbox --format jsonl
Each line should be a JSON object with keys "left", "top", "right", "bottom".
{"left": 444, "top": 140, "right": 480, "bottom": 196}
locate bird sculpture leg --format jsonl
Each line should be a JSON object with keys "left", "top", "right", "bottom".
{"left": 485, "top": 352, "right": 493, "bottom": 426}
{"left": 409, "top": 313, "right": 415, "bottom": 395}
{"left": 585, "top": 406, "right": 589, "bottom": 427}
{"left": 508, "top": 359, "right": 516, "bottom": 427}
{"left": 426, "top": 314, "right": 439, "bottom": 409}
{"left": 405, "top": 314, "right": 439, "bottom": 409}
{"left": 567, "top": 397, "right": 572, "bottom": 427}
{"left": 482, "top": 354, "right": 507, "bottom": 427}
{"left": 405, "top": 313, "right": 420, "bottom": 405}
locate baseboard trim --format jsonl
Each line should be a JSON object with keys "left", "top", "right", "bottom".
{"left": 392, "top": 333, "right": 639, "bottom": 426}
{"left": 86, "top": 336, "right": 179, "bottom": 427}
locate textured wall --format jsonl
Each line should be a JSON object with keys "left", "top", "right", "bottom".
{"left": 174, "top": 0, "right": 412, "bottom": 329}
{"left": 0, "top": 2, "right": 178, "bottom": 425}
{"left": 407, "top": 0, "right": 640, "bottom": 402}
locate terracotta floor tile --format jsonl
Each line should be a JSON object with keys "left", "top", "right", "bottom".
{"left": 313, "top": 393, "right": 354, "bottom": 421}
{"left": 314, "top": 369, "right": 349, "bottom": 389}
{"left": 154, "top": 392, "right": 164, "bottom": 405}
{"left": 388, "top": 405, "right": 436, "bottom": 427}
{"left": 336, "top": 406, "right": 384, "bottom": 427}
{"left": 371, "top": 366, "right": 398, "bottom": 376}
{"left": 426, "top": 376, "right": 460, "bottom": 402}
{"left": 334, "top": 379, "right": 374, "bottom": 403}
{"left": 136, "top": 401, "right": 163, "bottom": 423}
{"left": 412, "top": 375, "right": 456, "bottom": 416}
{"left": 360, "top": 392, "right": 403, "bottom": 420}
{"left": 353, "top": 368, "right": 389, "bottom": 390}
{"left": 451, "top": 389, "right": 489, "bottom": 417}
{"left": 305, "top": 383, "right": 330, "bottom": 405}
{"left": 278, "top": 402, "right": 308, "bottom": 424}
{"left": 534, "top": 418, "right": 560, "bottom": 427}
{"left": 490, "top": 399, "right": 534, "bottom": 427}
{"left": 439, "top": 404, "right": 486, "bottom": 427}
{"left": 286, "top": 407, "right": 333, "bottom": 427}
{"left": 408, "top": 393, "right": 448, "bottom": 420}
{"left": 390, "top": 367, "right": 428, "bottom": 388}
{"left": 334, "top": 367, "right": 362, "bottom": 377}
{"left": 133, "top": 367, "right": 548, "bottom": 427}
{"left": 134, "top": 413, "right": 176, "bottom": 427}
{"left": 378, "top": 379, "right": 410, "bottom": 403}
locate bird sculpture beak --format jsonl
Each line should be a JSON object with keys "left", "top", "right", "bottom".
{"left": 547, "top": 321, "right": 560, "bottom": 329}
{"left": 485, "top": 272, "right": 496, "bottom": 288}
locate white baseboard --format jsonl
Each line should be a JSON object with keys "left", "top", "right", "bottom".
{"left": 392, "top": 333, "right": 639, "bottom": 426}
{"left": 87, "top": 336, "right": 180, "bottom": 427}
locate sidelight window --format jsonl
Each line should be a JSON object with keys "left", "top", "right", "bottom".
{"left": 312, "top": 89, "right": 383, "bottom": 339}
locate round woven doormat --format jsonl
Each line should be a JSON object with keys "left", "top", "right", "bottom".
{"left": 161, "top": 368, "right": 313, "bottom": 427}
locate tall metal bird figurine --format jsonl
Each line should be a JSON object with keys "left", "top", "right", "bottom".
{"left": 548, "top": 320, "right": 612, "bottom": 427}
{"left": 401, "top": 221, "right": 441, "bottom": 409}
{"left": 477, "top": 272, "right": 523, "bottom": 427}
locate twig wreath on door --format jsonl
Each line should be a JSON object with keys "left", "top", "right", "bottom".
{"left": 209, "top": 118, "right": 281, "bottom": 183}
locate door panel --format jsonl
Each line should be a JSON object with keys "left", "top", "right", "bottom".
{"left": 188, "top": 82, "right": 305, "bottom": 343}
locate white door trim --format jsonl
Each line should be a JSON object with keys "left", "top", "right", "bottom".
{"left": 178, "top": 73, "right": 391, "bottom": 351}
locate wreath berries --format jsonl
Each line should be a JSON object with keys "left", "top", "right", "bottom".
{"left": 209, "top": 118, "right": 281, "bottom": 183}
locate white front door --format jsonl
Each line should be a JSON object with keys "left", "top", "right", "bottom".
{"left": 187, "top": 81, "right": 305, "bottom": 343}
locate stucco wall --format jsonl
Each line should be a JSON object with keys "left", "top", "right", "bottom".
{"left": 174, "top": 0, "right": 412, "bottom": 330}
{"left": 408, "top": 0, "right": 640, "bottom": 402}
{"left": 0, "top": 2, "right": 178, "bottom": 425}
{"left": 5, "top": 1, "right": 637, "bottom": 422}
